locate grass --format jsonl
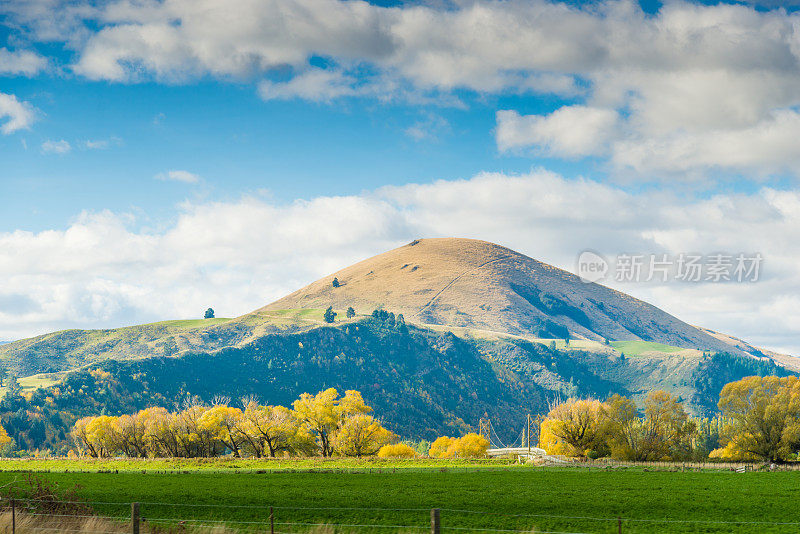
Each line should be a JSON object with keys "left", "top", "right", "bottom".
{"left": 610, "top": 340, "right": 686, "bottom": 356}
{"left": 145, "top": 318, "right": 234, "bottom": 328}
{"left": 1, "top": 461, "right": 800, "bottom": 532}
{"left": 262, "top": 309, "right": 360, "bottom": 324}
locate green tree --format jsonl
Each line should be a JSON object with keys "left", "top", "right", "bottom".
{"left": 332, "top": 277, "right": 340, "bottom": 288}
{"left": 204, "top": 308, "right": 215, "bottom": 319}
{"left": 0, "top": 365, "right": 7, "bottom": 387}
{"left": 604, "top": 391, "right": 695, "bottom": 461}
{"left": 324, "top": 307, "right": 337, "bottom": 323}
{"left": 346, "top": 307, "right": 356, "bottom": 319}
{"left": 6, "top": 375, "right": 21, "bottom": 396}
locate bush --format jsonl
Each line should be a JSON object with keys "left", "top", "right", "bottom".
{"left": 377, "top": 443, "right": 418, "bottom": 458}
{"left": 428, "top": 437, "right": 455, "bottom": 458}
{"left": 451, "top": 433, "right": 489, "bottom": 458}
{"left": 428, "top": 434, "right": 489, "bottom": 458}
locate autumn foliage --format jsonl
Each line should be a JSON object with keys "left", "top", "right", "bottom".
{"left": 711, "top": 376, "right": 800, "bottom": 462}
{"left": 377, "top": 443, "right": 418, "bottom": 458}
{"left": 71, "top": 388, "right": 395, "bottom": 458}
{"left": 541, "top": 391, "right": 696, "bottom": 461}
{"left": 428, "top": 433, "right": 489, "bottom": 458}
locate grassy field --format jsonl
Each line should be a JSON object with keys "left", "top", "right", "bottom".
{"left": 610, "top": 340, "right": 686, "bottom": 356}
{"left": 2, "top": 462, "right": 800, "bottom": 533}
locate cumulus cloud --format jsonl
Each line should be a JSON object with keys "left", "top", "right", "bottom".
{"left": 41, "top": 139, "right": 71, "bottom": 154}
{"left": 0, "top": 48, "right": 48, "bottom": 76}
{"left": 258, "top": 69, "right": 363, "bottom": 102}
{"left": 2, "top": 171, "right": 800, "bottom": 355}
{"left": 155, "top": 170, "right": 200, "bottom": 183}
{"left": 4, "top": 0, "right": 798, "bottom": 178}
{"left": 0, "top": 93, "right": 35, "bottom": 134}
{"left": 612, "top": 109, "right": 800, "bottom": 175}
{"left": 496, "top": 107, "right": 619, "bottom": 157}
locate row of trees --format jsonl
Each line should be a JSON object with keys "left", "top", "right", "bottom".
{"left": 72, "top": 389, "right": 396, "bottom": 458}
{"left": 540, "top": 391, "right": 698, "bottom": 461}
{"left": 541, "top": 376, "right": 800, "bottom": 462}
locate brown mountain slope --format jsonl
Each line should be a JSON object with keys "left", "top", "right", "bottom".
{"left": 259, "top": 237, "right": 743, "bottom": 355}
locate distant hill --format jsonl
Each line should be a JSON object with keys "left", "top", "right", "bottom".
{"left": 263, "top": 238, "right": 754, "bottom": 355}
{"left": 0, "top": 237, "right": 795, "bottom": 451}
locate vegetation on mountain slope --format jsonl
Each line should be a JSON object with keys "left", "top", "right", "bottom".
{"left": 0, "top": 316, "right": 790, "bottom": 455}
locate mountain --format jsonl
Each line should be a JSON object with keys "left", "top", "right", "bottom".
{"left": 263, "top": 238, "right": 749, "bottom": 355}
{"left": 0, "top": 237, "right": 794, "bottom": 451}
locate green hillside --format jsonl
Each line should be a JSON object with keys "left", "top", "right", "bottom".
{"left": 0, "top": 315, "right": 789, "bottom": 454}
{"left": 0, "top": 309, "right": 361, "bottom": 376}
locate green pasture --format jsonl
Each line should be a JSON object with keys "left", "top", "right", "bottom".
{"left": 1, "top": 461, "right": 799, "bottom": 533}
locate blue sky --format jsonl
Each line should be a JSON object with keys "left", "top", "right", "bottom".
{"left": 1, "top": 57, "right": 587, "bottom": 232}
{"left": 2, "top": 0, "right": 800, "bottom": 353}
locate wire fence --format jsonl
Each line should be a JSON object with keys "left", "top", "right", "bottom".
{"left": 1, "top": 497, "right": 800, "bottom": 534}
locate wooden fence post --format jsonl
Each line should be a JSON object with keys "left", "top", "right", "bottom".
{"left": 270, "top": 506, "right": 274, "bottom": 534}
{"left": 11, "top": 498, "right": 15, "bottom": 534}
{"left": 617, "top": 516, "right": 622, "bottom": 534}
{"left": 131, "top": 502, "right": 140, "bottom": 534}
{"left": 431, "top": 508, "right": 440, "bottom": 534}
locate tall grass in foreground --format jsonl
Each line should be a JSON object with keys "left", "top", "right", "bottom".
{"left": 0, "top": 513, "right": 429, "bottom": 534}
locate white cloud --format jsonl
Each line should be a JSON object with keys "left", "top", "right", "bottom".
{"left": 0, "top": 93, "right": 35, "bottom": 134}
{"left": 83, "top": 136, "right": 122, "bottom": 149}
{"left": 258, "top": 69, "right": 362, "bottom": 102}
{"left": 496, "top": 107, "right": 619, "bottom": 157}
{"left": 612, "top": 109, "right": 800, "bottom": 176}
{"left": 9, "top": 0, "right": 795, "bottom": 178}
{"left": 41, "top": 139, "right": 71, "bottom": 154}
{"left": 2, "top": 171, "right": 800, "bottom": 356}
{"left": 404, "top": 113, "right": 451, "bottom": 141}
{"left": 0, "top": 48, "right": 48, "bottom": 76}
{"left": 155, "top": 170, "right": 200, "bottom": 183}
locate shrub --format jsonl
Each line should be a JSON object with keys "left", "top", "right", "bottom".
{"left": 428, "top": 434, "right": 489, "bottom": 458}
{"left": 450, "top": 433, "right": 489, "bottom": 458}
{"left": 377, "top": 443, "right": 418, "bottom": 458}
{"left": 428, "top": 437, "right": 455, "bottom": 458}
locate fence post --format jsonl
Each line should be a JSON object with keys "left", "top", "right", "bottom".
{"left": 11, "top": 498, "right": 15, "bottom": 534}
{"left": 131, "top": 502, "right": 140, "bottom": 534}
{"left": 431, "top": 508, "right": 440, "bottom": 534}
{"left": 270, "top": 506, "right": 274, "bottom": 534}
{"left": 617, "top": 516, "right": 622, "bottom": 534}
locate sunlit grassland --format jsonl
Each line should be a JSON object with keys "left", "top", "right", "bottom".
{"left": 610, "top": 340, "right": 687, "bottom": 356}
{"left": 1, "top": 465, "right": 799, "bottom": 533}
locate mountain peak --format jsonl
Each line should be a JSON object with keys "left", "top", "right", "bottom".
{"left": 261, "top": 237, "right": 738, "bottom": 354}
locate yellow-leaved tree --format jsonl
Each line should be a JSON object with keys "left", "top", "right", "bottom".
{"left": 604, "top": 391, "right": 695, "bottom": 461}
{"left": 200, "top": 405, "right": 245, "bottom": 457}
{"left": 141, "top": 407, "right": 180, "bottom": 457}
{"left": 115, "top": 412, "right": 147, "bottom": 458}
{"left": 333, "top": 414, "right": 395, "bottom": 457}
{"left": 292, "top": 388, "right": 371, "bottom": 456}
{"left": 428, "top": 436, "right": 455, "bottom": 458}
{"left": 71, "top": 415, "right": 119, "bottom": 457}
{"left": 428, "top": 434, "right": 488, "bottom": 458}
{"left": 713, "top": 376, "right": 800, "bottom": 462}
{"left": 239, "top": 402, "right": 314, "bottom": 457}
{"left": 0, "top": 425, "right": 11, "bottom": 451}
{"left": 540, "top": 398, "right": 608, "bottom": 457}
{"left": 449, "top": 433, "right": 489, "bottom": 458}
